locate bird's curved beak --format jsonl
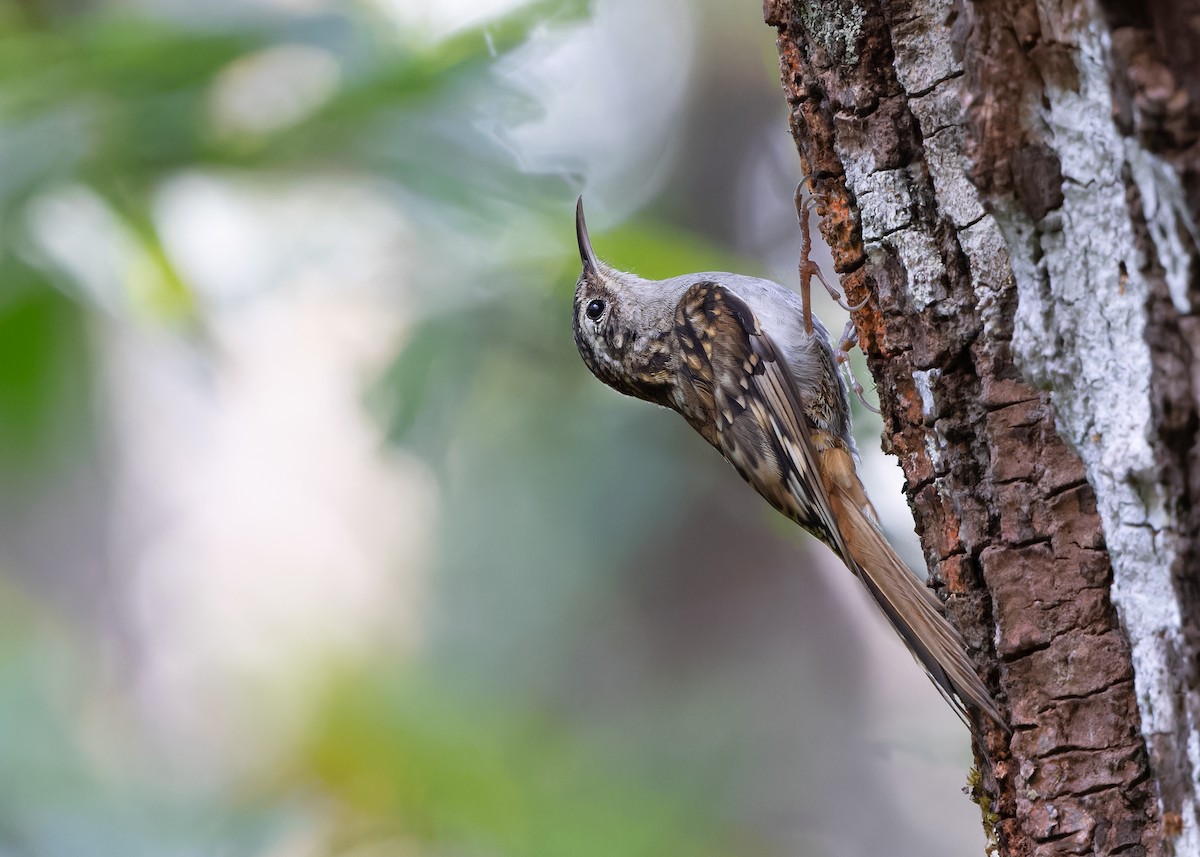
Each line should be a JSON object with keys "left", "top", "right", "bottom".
{"left": 576, "top": 196, "right": 599, "bottom": 277}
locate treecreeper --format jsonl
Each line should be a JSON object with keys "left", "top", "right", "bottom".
{"left": 570, "top": 196, "right": 1004, "bottom": 728}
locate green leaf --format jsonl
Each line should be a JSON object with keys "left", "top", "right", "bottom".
{"left": 0, "top": 265, "right": 91, "bottom": 470}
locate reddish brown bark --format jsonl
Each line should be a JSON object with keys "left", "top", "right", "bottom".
{"left": 764, "top": 0, "right": 1175, "bottom": 854}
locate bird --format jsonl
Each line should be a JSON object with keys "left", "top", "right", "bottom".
{"left": 570, "top": 196, "right": 1004, "bottom": 727}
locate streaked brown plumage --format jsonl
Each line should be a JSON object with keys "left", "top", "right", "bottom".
{"left": 571, "top": 197, "right": 1004, "bottom": 728}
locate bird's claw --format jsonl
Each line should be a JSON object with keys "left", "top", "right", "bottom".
{"left": 795, "top": 176, "right": 879, "bottom": 412}
{"left": 836, "top": 319, "right": 880, "bottom": 414}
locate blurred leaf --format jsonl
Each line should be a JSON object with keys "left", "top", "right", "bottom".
{"left": 0, "top": 263, "right": 91, "bottom": 470}
{"left": 369, "top": 305, "right": 490, "bottom": 456}
{"left": 0, "top": 13, "right": 261, "bottom": 188}
{"left": 0, "top": 14, "right": 258, "bottom": 111}
{"left": 101, "top": 188, "right": 198, "bottom": 324}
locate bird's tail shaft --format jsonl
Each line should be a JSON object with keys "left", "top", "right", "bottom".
{"left": 820, "top": 450, "right": 1005, "bottom": 726}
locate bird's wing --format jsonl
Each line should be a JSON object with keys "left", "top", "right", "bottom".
{"left": 672, "top": 280, "right": 848, "bottom": 554}
{"left": 672, "top": 280, "right": 1004, "bottom": 727}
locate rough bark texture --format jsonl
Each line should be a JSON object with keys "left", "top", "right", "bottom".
{"left": 765, "top": 0, "right": 1200, "bottom": 854}
{"left": 1099, "top": 1, "right": 1200, "bottom": 848}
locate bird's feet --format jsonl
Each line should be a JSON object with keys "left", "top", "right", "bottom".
{"left": 794, "top": 180, "right": 867, "bottom": 336}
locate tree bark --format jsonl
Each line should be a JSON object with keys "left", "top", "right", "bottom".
{"left": 765, "top": 0, "right": 1200, "bottom": 854}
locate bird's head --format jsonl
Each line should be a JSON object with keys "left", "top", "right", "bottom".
{"left": 571, "top": 198, "right": 677, "bottom": 405}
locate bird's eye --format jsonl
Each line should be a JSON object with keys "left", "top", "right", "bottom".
{"left": 585, "top": 298, "right": 605, "bottom": 321}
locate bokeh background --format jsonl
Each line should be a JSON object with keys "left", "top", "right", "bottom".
{"left": 0, "top": 0, "right": 986, "bottom": 854}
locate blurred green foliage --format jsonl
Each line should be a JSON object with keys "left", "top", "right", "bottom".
{"left": 303, "top": 671, "right": 730, "bottom": 857}
{"left": 0, "top": 1, "right": 765, "bottom": 855}
{"left": 0, "top": 0, "right": 582, "bottom": 327}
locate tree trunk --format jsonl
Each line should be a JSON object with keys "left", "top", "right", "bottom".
{"left": 764, "top": 0, "right": 1200, "bottom": 853}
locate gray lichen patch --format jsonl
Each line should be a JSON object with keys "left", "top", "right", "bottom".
{"left": 909, "top": 78, "right": 967, "bottom": 137}
{"left": 1126, "top": 144, "right": 1199, "bottom": 316}
{"left": 856, "top": 169, "right": 914, "bottom": 240}
{"left": 797, "top": 0, "right": 864, "bottom": 66}
{"left": 872, "top": 229, "right": 947, "bottom": 312}
{"left": 923, "top": 124, "right": 987, "bottom": 228}
{"left": 910, "top": 79, "right": 989, "bottom": 230}
{"left": 912, "top": 367, "right": 941, "bottom": 420}
{"left": 889, "top": 0, "right": 960, "bottom": 95}
{"left": 958, "top": 215, "right": 1015, "bottom": 341}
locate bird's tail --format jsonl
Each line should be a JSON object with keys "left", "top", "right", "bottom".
{"left": 820, "top": 451, "right": 1005, "bottom": 727}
